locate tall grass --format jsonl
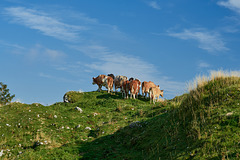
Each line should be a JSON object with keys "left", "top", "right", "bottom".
{"left": 187, "top": 70, "right": 240, "bottom": 92}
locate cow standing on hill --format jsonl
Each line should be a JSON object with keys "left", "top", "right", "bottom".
{"left": 102, "top": 76, "right": 114, "bottom": 93}
{"left": 92, "top": 75, "right": 107, "bottom": 92}
{"left": 149, "top": 86, "right": 164, "bottom": 104}
{"left": 129, "top": 79, "right": 141, "bottom": 99}
{"left": 142, "top": 81, "right": 158, "bottom": 98}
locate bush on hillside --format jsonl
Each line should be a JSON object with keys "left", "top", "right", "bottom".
{"left": 63, "top": 91, "right": 84, "bottom": 103}
{"left": 0, "top": 82, "right": 15, "bottom": 106}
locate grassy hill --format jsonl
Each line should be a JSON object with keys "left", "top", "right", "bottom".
{"left": 0, "top": 71, "right": 240, "bottom": 159}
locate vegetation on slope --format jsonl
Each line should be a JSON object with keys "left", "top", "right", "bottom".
{"left": 0, "top": 90, "right": 168, "bottom": 159}
{"left": 0, "top": 70, "right": 240, "bottom": 159}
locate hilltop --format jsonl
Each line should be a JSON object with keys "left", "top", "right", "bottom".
{"left": 0, "top": 71, "right": 240, "bottom": 159}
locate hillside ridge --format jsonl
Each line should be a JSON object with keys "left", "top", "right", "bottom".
{"left": 0, "top": 71, "right": 240, "bottom": 159}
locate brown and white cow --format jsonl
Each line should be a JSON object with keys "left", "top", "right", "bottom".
{"left": 129, "top": 79, "right": 141, "bottom": 99}
{"left": 149, "top": 86, "right": 164, "bottom": 104}
{"left": 114, "top": 75, "right": 128, "bottom": 92}
{"left": 102, "top": 76, "right": 114, "bottom": 93}
{"left": 142, "top": 81, "right": 158, "bottom": 98}
{"left": 92, "top": 75, "right": 107, "bottom": 92}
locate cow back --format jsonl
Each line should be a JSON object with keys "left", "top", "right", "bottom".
{"left": 93, "top": 74, "right": 106, "bottom": 85}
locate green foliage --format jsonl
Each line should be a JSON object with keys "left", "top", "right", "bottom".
{"left": 0, "top": 82, "right": 15, "bottom": 106}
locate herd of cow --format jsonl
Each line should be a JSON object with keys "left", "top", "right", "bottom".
{"left": 92, "top": 74, "right": 164, "bottom": 104}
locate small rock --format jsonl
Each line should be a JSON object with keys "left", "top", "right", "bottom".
{"left": 129, "top": 121, "right": 142, "bottom": 128}
{"left": 0, "top": 150, "right": 3, "bottom": 157}
{"left": 75, "top": 107, "right": 83, "bottom": 113}
{"left": 76, "top": 124, "right": 81, "bottom": 128}
{"left": 226, "top": 112, "right": 233, "bottom": 116}
{"left": 6, "top": 124, "right": 11, "bottom": 127}
{"left": 85, "top": 127, "right": 91, "bottom": 130}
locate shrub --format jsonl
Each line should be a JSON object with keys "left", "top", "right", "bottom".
{"left": 0, "top": 82, "right": 15, "bottom": 106}
{"left": 63, "top": 91, "right": 84, "bottom": 103}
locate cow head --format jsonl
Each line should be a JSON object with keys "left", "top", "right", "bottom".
{"left": 107, "top": 74, "right": 115, "bottom": 79}
{"left": 92, "top": 77, "right": 96, "bottom": 85}
{"left": 129, "top": 77, "right": 134, "bottom": 81}
{"left": 160, "top": 90, "right": 164, "bottom": 97}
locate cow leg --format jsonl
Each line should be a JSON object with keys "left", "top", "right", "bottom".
{"left": 98, "top": 85, "right": 102, "bottom": 92}
{"left": 125, "top": 90, "right": 128, "bottom": 99}
{"left": 144, "top": 92, "right": 147, "bottom": 99}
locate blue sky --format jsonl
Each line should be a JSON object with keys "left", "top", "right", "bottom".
{"left": 1, "top": 0, "right": 240, "bottom": 105}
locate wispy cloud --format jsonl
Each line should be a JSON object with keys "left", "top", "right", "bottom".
{"left": 4, "top": 7, "right": 85, "bottom": 41}
{"left": 168, "top": 28, "right": 228, "bottom": 52}
{"left": 27, "top": 44, "right": 66, "bottom": 62}
{"left": 0, "top": 40, "right": 25, "bottom": 50}
{"left": 197, "top": 61, "right": 211, "bottom": 69}
{"left": 71, "top": 45, "right": 157, "bottom": 80}
{"left": 148, "top": 1, "right": 161, "bottom": 10}
{"left": 218, "top": 0, "right": 240, "bottom": 14}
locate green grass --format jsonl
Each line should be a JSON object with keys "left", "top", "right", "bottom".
{"left": 1, "top": 74, "right": 240, "bottom": 159}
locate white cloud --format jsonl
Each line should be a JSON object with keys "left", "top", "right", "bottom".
{"left": 0, "top": 40, "right": 25, "bottom": 50}
{"left": 218, "top": 0, "right": 240, "bottom": 14}
{"left": 4, "top": 7, "right": 85, "bottom": 41}
{"left": 71, "top": 45, "right": 156, "bottom": 80}
{"left": 3, "top": 7, "right": 128, "bottom": 43}
{"left": 198, "top": 61, "right": 211, "bottom": 69}
{"left": 28, "top": 44, "right": 66, "bottom": 61}
{"left": 168, "top": 28, "right": 228, "bottom": 52}
{"left": 148, "top": 1, "right": 161, "bottom": 10}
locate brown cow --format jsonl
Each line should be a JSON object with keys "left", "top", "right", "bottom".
{"left": 142, "top": 81, "right": 158, "bottom": 98}
{"left": 122, "top": 80, "right": 130, "bottom": 99}
{"left": 102, "top": 76, "right": 114, "bottom": 93}
{"left": 149, "top": 86, "right": 164, "bottom": 104}
{"left": 129, "top": 79, "right": 141, "bottom": 99}
{"left": 92, "top": 75, "right": 106, "bottom": 92}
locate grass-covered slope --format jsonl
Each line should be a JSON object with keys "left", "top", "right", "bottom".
{"left": 0, "top": 91, "right": 168, "bottom": 159}
{"left": 0, "top": 72, "right": 240, "bottom": 159}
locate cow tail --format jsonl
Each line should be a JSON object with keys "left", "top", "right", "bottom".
{"left": 131, "top": 84, "right": 134, "bottom": 93}
{"left": 142, "top": 83, "right": 145, "bottom": 95}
